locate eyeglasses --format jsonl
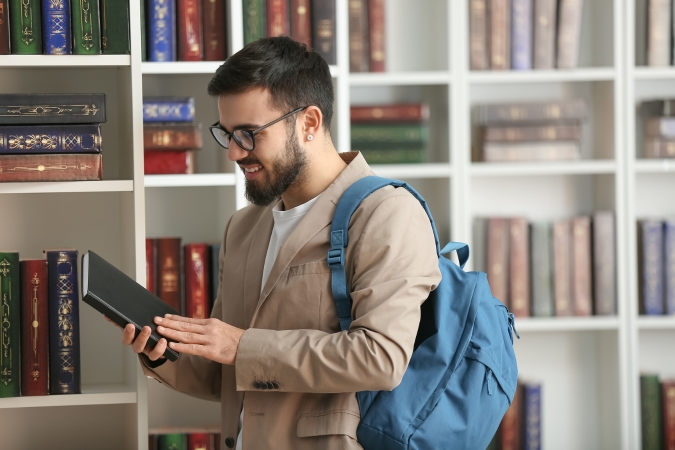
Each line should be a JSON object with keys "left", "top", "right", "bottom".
{"left": 209, "top": 106, "right": 309, "bottom": 151}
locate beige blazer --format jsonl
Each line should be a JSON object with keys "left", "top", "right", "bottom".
{"left": 141, "top": 152, "right": 442, "bottom": 450}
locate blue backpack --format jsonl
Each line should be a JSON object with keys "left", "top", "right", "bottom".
{"left": 328, "top": 176, "right": 519, "bottom": 450}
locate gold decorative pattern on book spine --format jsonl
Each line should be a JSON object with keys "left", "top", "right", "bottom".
{"left": 48, "top": 0, "right": 69, "bottom": 54}
{"left": 153, "top": 0, "right": 171, "bottom": 61}
{"left": 0, "top": 261, "right": 12, "bottom": 386}
{"left": 0, "top": 104, "right": 99, "bottom": 117}
{"left": 0, "top": 162, "right": 93, "bottom": 173}
{"left": 56, "top": 258, "right": 75, "bottom": 388}
{"left": 79, "top": 0, "right": 94, "bottom": 50}
{"left": 31, "top": 273, "right": 40, "bottom": 381}
{"left": 21, "top": 0, "right": 35, "bottom": 45}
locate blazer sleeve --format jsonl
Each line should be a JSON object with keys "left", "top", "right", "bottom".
{"left": 235, "top": 193, "right": 442, "bottom": 393}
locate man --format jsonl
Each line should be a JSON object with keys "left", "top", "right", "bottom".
{"left": 123, "top": 37, "right": 441, "bottom": 450}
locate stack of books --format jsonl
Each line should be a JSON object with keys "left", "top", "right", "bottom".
{"left": 642, "top": 99, "right": 675, "bottom": 158}
{"left": 640, "top": 374, "right": 675, "bottom": 450}
{"left": 638, "top": 219, "right": 675, "bottom": 315}
{"left": 470, "top": 0, "right": 585, "bottom": 71}
{"left": 348, "top": 0, "right": 385, "bottom": 72}
{"left": 474, "top": 99, "right": 587, "bottom": 163}
{"left": 477, "top": 212, "right": 616, "bottom": 318}
{"left": 149, "top": 428, "right": 220, "bottom": 450}
{"left": 487, "top": 380, "right": 543, "bottom": 450}
{"left": 645, "top": 0, "right": 675, "bottom": 67}
{"left": 0, "top": 93, "right": 106, "bottom": 182}
{"left": 350, "top": 103, "right": 430, "bottom": 164}
{"left": 0, "top": 0, "right": 130, "bottom": 55}
{"left": 143, "top": 97, "right": 201, "bottom": 175}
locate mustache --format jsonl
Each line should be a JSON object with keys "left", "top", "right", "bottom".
{"left": 236, "top": 156, "right": 262, "bottom": 166}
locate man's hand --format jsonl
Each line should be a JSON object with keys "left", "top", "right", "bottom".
{"left": 155, "top": 314, "right": 245, "bottom": 365}
{"left": 110, "top": 316, "right": 168, "bottom": 362}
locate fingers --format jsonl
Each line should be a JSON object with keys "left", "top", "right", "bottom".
{"left": 156, "top": 324, "right": 207, "bottom": 345}
{"left": 159, "top": 314, "right": 209, "bottom": 325}
{"left": 131, "top": 325, "right": 152, "bottom": 354}
{"left": 155, "top": 316, "right": 207, "bottom": 335}
{"left": 122, "top": 323, "right": 137, "bottom": 346}
{"left": 166, "top": 341, "right": 204, "bottom": 357}
{"left": 147, "top": 338, "right": 168, "bottom": 361}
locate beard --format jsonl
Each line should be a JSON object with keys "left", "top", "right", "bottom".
{"left": 241, "top": 126, "right": 308, "bottom": 206}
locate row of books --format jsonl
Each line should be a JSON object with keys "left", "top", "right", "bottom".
{"left": 479, "top": 212, "right": 616, "bottom": 318}
{"left": 0, "top": 0, "right": 130, "bottom": 55}
{"left": 474, "top": 99, "right": 587, "bottom": 163}
{"left": 642, "top": 99, "right": 675, "bottom": 159}
{"left": 146, "top": 238, "right": 221, "bottom": 319}
{"left": 470, "top": 0, "right": 584, "bottom": 71}
{"left": 149, "top": 429, "right": 221, "bottom": 450}
{"left": 487, "top": 380, "right": 543, "bottom": 450}
{"left": 645, "top": 0, "right": 675, "bottom": 67}
{"left": 641, "top": 374, "right": 675, "bottom": 450}
{"left": 348, "top": 0, "right": 384, "bottom": 73}
{"left": 639, "top": 220, "right": 675, "bottom": 316}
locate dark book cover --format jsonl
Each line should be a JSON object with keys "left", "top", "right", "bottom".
{"left": 178, "top": 0, "right": 204, "bottom": 61}
{"left": 148, "top": 0, "right": 177, "bottom": 61}
{"left": 156, "top": 238, "right": 183, "bottom": 314}
{"left": 511, "top": 0, "right": 532, "bottom": 70}
{"left": 639, "top": 220, "right": 664, "bottom": 315}
{"left": 499, "top": 382, "right": 523, "bottom": 450}
{"left": 476, "top": 99, "right": 588, "bottom": 124}
{"left": 209, "top": 243, "right": 221, "bottom": 310}
{"left": 533, "top": 0, "right": 556, "bottom": 69}
{"left": 267, "top": 0, "right": 289, "bottom": 37}
{"left": 0, "top": 252, "right": 20, "bottom": 398}
{"left": 487, "top": 218, "right": 509, "bottom": 307}
{"left": 0, "top": 153, "right": 102, "bottom": 182}
{"left": 523, "top": 382, "right": 542, "bottom": 450}
{"left": 42, "top": 0, "right": 72, "bottom": 55}
{"left": 20, "top": 259, "right": 49, "bottom": 397}
{"left": 530, "top": 222, "right": 554, "bottom": 317}
{"left": 202, "top": 0, "right": 227, "bottom": 61}
{"left": 571, "top": 216, "right": 592, "bottom": 316}
{"left": 348, "top": 0, "right": 369, "bottom": 72}
{"left": 0, "top": 0, "right": 10, "bottom": 54}
{"left": 311, "top": 0, "right": 335, "bottom": 65}
{"left": 184, "top": 244, "right": 210, "bottom": 319}
{"left": 509, "top": 217, "right": 530, "bottom": 317}
{"left": 553, "top": 219, "right": 573, "bottom": 316}
{"left": 81, "top": 250, "right": 180, "bottom": 362}
{"left": 141, "top": 0, "right": 147, "bottom": 61}
{"left": 368, "top": 0, "right": 385, "bottom": 72}
{"left": 146, "top": 239, "right": 157, "bottom": 295}
{"left": 0, "top": 124, "right": 102, "bottom": 154}
{"left": 592, "top": 211, "right": 616, "bottom": 315}
{"left": 350, "top": 104, "right": 429, "bottom": 123}
{"left": 641, "top": 374, "right": 663, "bottom": 450}
{"left": 489, "top": 0, "right": 510, "bottom": 70}
{"left": 556, "top": 0, "right": 584, "bottom": 69}
{"left": 144, "top": 123, "right": 203, "bottom": 150}
{"left": 469, "top": 0, "right": 488, "bottom": 71}
{"left": 9, "top": 0, "right": 42, "bottom": 54}
{"left": 0, "top": 93, "right": 107, "bottom": 125}
{"left": 482, "top": 124, "right": 582, "bottom": 142}
{"left": 665, "top": 221, "right": 675, "bottom": 314}
{"left": 158, "top": 434, "right": 187, "bottom": 450}
{"left": 46, "top": 250, "right": 81, "bottom": 395}
{"left": 663, "top": 380, "right": 675, "bottom": 449}
{"left": 71, "top": 0, "right": 102, "bottom": 54}
{"left": 290, "top": 0, "right": 311, "bottom": 48}
{"left": 101, "top": 0, "right": 131, "bottom": 54}
{"left": 350, "top": 123, "right": 428, "bottom": 146}
{"left": 143, "top": 97, "right": 195, "bottom": 123}
{"left": 243, "top": 0, "right": 266, "bottom": 45}
{"left": 144, "top": 150, "right": 196, "bottom": 175}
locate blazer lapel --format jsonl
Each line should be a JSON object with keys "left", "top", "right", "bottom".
{"left": 242, "top": 205, "right": 274, "bottom": 328}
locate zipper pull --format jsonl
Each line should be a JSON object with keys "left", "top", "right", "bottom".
{"left": 485, "top": 368, "right": 494, "bottom": 396}
{"left": 508, "top": 312, "right": 520, "bottom": 341}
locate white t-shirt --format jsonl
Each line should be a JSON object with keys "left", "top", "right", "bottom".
{"left": 236, "top": 194, "right": 321, "bottom": 450}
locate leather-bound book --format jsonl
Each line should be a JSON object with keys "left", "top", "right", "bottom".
{"left": 489, "top": 0, "right": 511, "bottom": 70}
{"left": 645, "top": 138, "right": 675, "bottom": 158}
{"left": 499, "top": 382, "right": 522, "bottom": 450}
{"left": 144, "top": 123, "right": 203, "bottom": 150}
{"left": 178, "top": 0, "right": 204, "bottom": 61}
{"left": 184, "top": 244, "right": 210, "bottom": 319}
{"left": 141, "top": 0, "right": 147, "bottom": 61}
{"left": 101, "top": 0, "right": 131, "bottom": 54}
{"left": 483, "top": 124, "right": 582, "bottom": 142}
{"left": 556, "top": 0, "right": 584, "bottom": 69}
{"left": 0, "top": 0, "right": 9, "bottom": 55}
{"left": 639, "top": 220, "right": 664, "bottom": 315}
{"left": 157, "top": 238, "right": 183, "bottom": 314}
{"left": 290, "top": 0, "right": 311, "bottom": 48}
{"left": 511, "top": 0, "right": 532, "bottom": 70}
{"left": 665, "top": 221, "right": 675, "bottom": 314}
{"left": 641, "top": 374, "right": 663, "bottom": 450}
{"left": 202, "top": 0, "right": 227, "bottom": 61}
{"left": 0, "top": 154, "right": 102, "bottom": 182}
{"left": 571, "top": 216, "right": 592, "bottom": 316}
{"left": 0, "top": 93, "right": 107, "bottom": 125}
{"left": 209, "top": 243, "right": 221, "bottom": 310}
{"left": 149, "top": 434, "right": 158, "bottom": 450}
{"left": 143, "top": 97, "right": 195, "bottom": 123}
{"left": 146, "top": 239, "right": 157, "bottom": 294}
{"left": 71, "top": 0, "right": 101, "bottom": 54}
{"left": 368, "top": 0, "right": 385, "bottom": 72}
{"left": 0, "top": 124, "right": 102, "bottom": 153}
{"left": 267, "top": 0, "right": 289, "bottom": 37}
{"left": 158, "top": 434, "right": 187, "bottom": 450}
{"left": 42, "top": 0, "right": 72, "bottom": 55}
{"left": 311, "top": 0, "right": 336, "bottom": 65}
{"left": 0, "top": 252, "right": 20, "bottom": 397}
{"left": 663, "top": 380, "right": 675, "bottom": 449}
{"left": 476, "top": 99, "right": 588, "bottom": 124}
{"left": 469, "top": 0, "right": 488, "bottom": 70}
{"left": 144, "top": 150, "right": 196, "bottom": 175}
{"left": 348, "top": 0, "right": 369, "bottom": 72}
{"left": 593, "top": 211, "right": 616, "bottom": 315}
{"left": 533, "top": 0, "right": 556, "bottom": 69}
{"left": 46, "top": 250, "right": 81, "bottom": 395}
{"left": 20, "top": 259, "right": 49, "bottom": 396}
{"left": 509, "top": 218, "right": 530, "bottom": 317}
{"left": 523, "top": 381, "right": 542, "bottom": 450}
{"left": 188, "top": 432, "right": 213, "bottom": 450}
{"left": 647, "top": 0, "right": 671, "bottom": 66}
{"left": 148, "top": 0, "right": 177, "bottom": 61}
{"left": 482, "top": 141, "right": 581, "bottom": 162}
{"left": 350, "top": 104, "right": 429, "bottom": 123}
{"left": 553, "top": 219, "right": 573, "bottom": 316}
{"left": 530, "top": 222, "right": 554, "bottom": 317}
{"left": 243, "top": 0, "right": 266, "bottom": 45}
{"left": 9, "top": 0, "right": 42, "bottom": 54}
{"left": 213, "top": 433, "right": 221, "bottom": 450}
{"left": 487, "top": 218, "right": 509, "bottom": 306}
{"left": 350, "top": 123, "right": 428, "bottom": 146}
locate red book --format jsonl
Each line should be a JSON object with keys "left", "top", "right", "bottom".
{"left": 368, "top": 0, "right": 385, "bottom": 72}
{"left": 178, "top": 0, "right": 204, "bottom": 61}
{"left": 157, "top": 238, "right": 183, "bottom": 314}
{"left": 184, "top": 244, "right": 210, "bottom": 319}
{"left": 202, "top": 0, "right": 227, "bottom": 60}
{"left": 664, "top": 380, "right": 675, "bottom": 449}
{"left": 509, "top": 218, "right": 530, "bottom": 317}
{"left": 290, "top": 0, "right": 311, "bottom": 48}
{"left": 146, "top": 239, "right": 157, "bottom": 294}
{"left": 499, "top": 383, "right": 523, "bottom": 450}
{"left": 0, "top": 0, "right": 9, "bottom": 55}
{"left": 213, "top": 433, "right": 221, "bottom": 450}
{"left": 350, "top": 104, "right": 430, "bottom": 123}
{"left": 267, "top": 0, "right": 290, "bottom": 37}
{"left": 188, "top": 432, "right": 214, "bottom": 450}
{"left": 20, "top": 260, "right": 49, "bottom": 396}
{"left": 144, "top": 150, "right": 196, "bottom": 175}
{"left": 0, "top": 154, "right": 102, "bottom": 182}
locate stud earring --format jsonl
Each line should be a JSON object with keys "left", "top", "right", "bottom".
{"left": 307, "top": 134, "right": 313, "bottom": 141}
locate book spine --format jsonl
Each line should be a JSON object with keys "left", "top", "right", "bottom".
{"left": 357, "top": 148, "right": 425, "bottom": 164}
{"left": 0, "top": 253, "right": 20, "bottom": 397}
{"left": 158, "top": 434, "right": 187, "bottom": 450}
{"left": 348, "top": 0, "right": 369, "bottom": 72}
{"left": 350, "top": 104, "right": 429, "bottom": 122}
{"left": 489, "top": 0, "right": 510, "bottom": 70}
{"left": 483, "top": 124, "right": 582, "bottom": 142}
{"left": 368, "top": 0, "right": 385, "bottom": 72}
{"left": 311, "top": 0, "right": 336, "bottom": 65}
{"left": 553, "top": 219, "right": 573, "bottom": 316}
{"left": 290, "top": 0, "right": 312, "bottom": 48}
{"left": 0, "top": 124, "right": 102, "bottom": 153}
{"left": 511, "top": 0, "right": 532, "bottom": 70}
{"left": 533, "top": 0, "right": 556, "bottom": 69}
{"left": 20, "top": 259, "right": 49, "bottom": 396}
{"left": 148, "top": 0, "right": 176, "bottom": 61}
{"left": 144, "top": 150, "right": 196, "bottom": 174}
{"left": 509, "top": 217, "right": 530, "bottom": 317}
{"left": 663, "top": 381, "right": 675, "bottom": 449}
{"left": 141, "top": 0, "right": 147, "bottom": 61}
{"left": 210, "top": 243, "right": 221, "bottom": 310}
{"left": 523, "top": 383, "right": 542, "bottom": 450}
{"left": 482, "top": 142, "right": 581, "bottom": 162}
{"left": 641, "top": 374, "right": 663, "bottom": 450}
{"left": 146, "top": 239, "right": 157, "bottom": 294}
{"left": 646, "top": 117, "right": 675, "bottom": 138}
{"left": 178, "top": 0, "right": 204, "bottom": 61}
{"left": 593, "top": 211, "right": 616, "bottom": 315}
{"left": 101, "top": 0, "right": 131, "bottom": 54}
{"left": 571, "top": 216, "right": 592, "bottom": 316}
{"left": 641, "top": 220, "right": 665, "bottom": 315}
{"left": 157, "top": 238, "right": 183, "bottom": 320}
{"left": 0, "top": 0, "right": 10, "bottom": 54}
{"left": 42, "top": 0, "right": 72, "bottom": 55}
{"left": 556, "top": 0, "right": 584, "bottom": 69}
{"left": 9, "top": 0, "right": 42, "bottom": 54}
{"left": 202, "top": 0, "right": 227, "bottom": 61}
{"left": 71, "top": 0, "right": 101, "bottom": 54}
{"left": 350, "top": 124, "right": 428, "bottom": 145}
{"left": 469, "top": 0, "right": 489, "bottom": 70}
{"left": 648, "top": 0, "right": 671, "bottom": 66}
{"left": 478, "top": 99, "right": 588, "bottom": 123}
{"left": 530, "top": 222, "right": 554, "bottom": 317}
{"left": 188, "top": 433, "right": 212, "bottom": 450}
{"left": 645, "top": 138, "right": 675, "bottom": 158}
{"left": 0, "top": 93, "right": 107, "bottom": 125}
{"left": 184, "top": 244, "right": 210, "bottom": 319}
{"left": 144, "top": 124, "right": 203, "bottom": 150}
{"left": 267, "top": 0, "right": 289, "bottom": 37}
{"left": 487, "top": 218, "right": 509, "bottom": 306}
{"left": 665, "top": 221, "right": 675, "bottom": 314}
{"left": 243, "top": 0, "right": 266, "bottom": 45}
{"left": 47, "top": 250, "right": 81, "bottom": 395}
{"left": 0, "top": 153, "right": 102, "bottom": 182}
{"left": 499, "top": 383, "right": 522, "bottom": 450}
{"left": 143, "top": 98, "right": 195, "bottom": 122}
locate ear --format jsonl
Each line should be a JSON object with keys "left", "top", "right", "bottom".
{"left": 299, "top": 106, "right": 323, "bottom": 143}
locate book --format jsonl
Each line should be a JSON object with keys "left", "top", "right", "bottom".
{"left": 357, "top": 147, "right": 425, "bottom": 164}
{"left": 553, "top": 219, "right": 573, "bottom": 316}
{"left": 188, "top": 433, "right": 213, "bottom": 450}
{"left": 0, "top": 93, "right": 107, "bottom": 125}
{"left": 499, "top": 382, "right": 522, "bottom": 450}
{"left": 489, "top": 0, "right": 511, "bottom": 70}
{"left": 243, "top": 0, "right": 265, "bottom": 45}
{"left": 0, "top": 252, "right": 20, "bottom": 397}
{"left": 476, "top": 100, "right": 588, "bottom": 124}
{"left": 523, "top": 382, "right": 542, "bottom": 450}
{"left": 311, "top": 0, "right": 336, "bottom": 65}
{"left": 156, "top": 238, "right": 183, "bottom": 314}
{"left": 267, "top": 0, "right": 289, "bottom": 37}
{"left": 350, "top": 124, "right": 428, "bottom": 146}
{"left": 571, "top": 216, "right": 592, "bottom": 316}
{"left": 47, "top": 250, "right": 81, "bottom": 395}
{"left": 472, "top": 217, "right": 487, "bottom": 273}
{"left": 42, "top": 0, "right": 72, "bottom": 55}
{"left": 9, "top": 0, "right": 42, "bottom": 54}
{"left": 0, "top": 153, "right": 102, "bottom": 182}
{"left": 350, "top": 104, "right": 429, "bottom": 123}
{"left": 0, "top": 124, "right": 102, "bottom": 153}
{"left": 639, "top": 220, "right": 664, "bottom": 315}
{"left": 645, "top": 117, "right": 675, "bottom": 138}
{"left": 533, "top": 0, "right": 557, "bottom": 69}
{"left": 348, "top": 0, "right": 369, "bottom": 73}
{"left": 209, "top": 243, "right": 221, "bottom": 310}
{"left": 144, "top": 123, "right": 203, "bottom": 150}
{"left": 593, "top": 211, "right": 616, "bottom": 315}
{"left": 143, "top": 97, "right": 195, "bottom": 123}
{"left": 81, "top": 251, "right": 180, "bottom": 362}
{"left": 641, "top": 374, "right": 663, "bottom": 450}
{"left": 642, "top": 99, "right": 675, "bottom": 117}
{"left": 0, "top": 0, "right": 9, "bottom": 54}
{"left": 101, "top": 0, "right": 131, "bottom": 54}
{"left": 184, "top": 244, "right": 210, "bottom": 319}
{"left": 487, "top": 218, "right": 509, "bottom": 306}
{"left": 146, "top": 239, "right": 157, "bottom": 294}
{"left": 647, "top": 0, "right": 671, "bottom": 66}
{"left": 511, "top": 0, "right": 532, "bottom": 70}
{"left": 290, "top": 0, "right": 312, "bottom": 49}
{"left": 20, "top": 259, "right": 49, "bottom": 397}
{"left": 158, "top": 434, "right": 187, "bottom": 450}
{"left": 530, "top": 222, "right": 554, "bottom": 317}
{"left": 509, "top": 218, "right": 530, "bottom": 317}
{"left": 482, "top": 124, "right": 582, "bottom": 142}
{"left": 141, "top": 0, "right": 147, "bottom": 61}
{"left": 71, "top": 0, "right": 101, "bottom": 54}
{"left": 368, "top": 0, "right": 385, "bottom": 72}
{"left": 178, "top": 0, "right": 203, "bottom": 61}
{"left": 469, "top": 0, "right": 488, "bottom": 70}
{"left": 148, "top": 0, "right": 177, "bottom": 61}
{"left": 665, "top": 221, "right": 675, "bottom": 314}
{"left": 556, "top": 0, "right": 584, "bottom": 69}
{"left": 663, "top": 380, "right": 675, "bottom": 449}
{"left": 202, "top": 0, "right": 227, "bottom": 61}
{"left": 645, "top": 138, "right": 675, "bottom": 158}
{"left": 144, "top": 150, "right": 196, "bottom": 175}
{"left": 482, "top": 142, "right": 581, "bottom": 162}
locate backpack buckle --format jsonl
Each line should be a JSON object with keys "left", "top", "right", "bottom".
{"left": 327, "top": 247, "right": 345, "bottom": 267}
{"left": 507, "top": 312, "right": 521, "bottom": 341}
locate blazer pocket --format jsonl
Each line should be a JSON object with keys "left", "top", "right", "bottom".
{"left": 297, "top": 410, "right": 360, "bottom": 439}
{"left": 288, "top": 260, "right": 331, "bottom": 277}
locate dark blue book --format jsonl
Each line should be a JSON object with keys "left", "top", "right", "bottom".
{"left": 42, "top": 0, "right": 72, "bottom": 55}
{"left": 640, "top": 221, "right": 664, "bottom": 315}
{"left": 0, "top": 124, "right": 102, "bottom": 153}
{"left": 665, "top": 221, "right": 675, "bottom": 315}
{"left": 511, "top": 0, "right": 532, "bottom": 70}
{"left": 210, "top": 243, "right": 221, "bottom": 310}
{"left": 47, "top": 250, "right": 81, "bottom": 395}
{"left": 143, "top": 97, "right": 195, "bottom": 123}
{"left": 523, "top": 382, "right": 542, "bottom": 450}
{"left": 147, "top": 0, "right": 176, "bottom": 61}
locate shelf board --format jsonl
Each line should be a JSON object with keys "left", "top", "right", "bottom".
{"left": 369, "top": 163, "right": 452, "bottom": 179}
{"left": 0, "top": 384, "right": 136, "bottom": 409}
{"left": 515, "top": 316, "right": 620, "bottom": 332}
{"left": 469, "top": 67, "right": 615, "bottom": 84}
{"left": 143, "top": 62, "right": 339, "bottom": 77}
{"left": 635, "top": 159, "right": 675, "bottom": 173}
{"left": 349, "top": 71, "right": 451, "bottom": 86}
{"left": 144, "top": 173, "right": 236, "bottom": 187}
{"left": 470, "top": 160, "right": 616, "bottom": 177}
{"left": 633, "top": 67, "right": 675, "bottom": 80}
{"left": 637, "top": 316, "right": 675, "bottom": 330}
{"left": 0, "top": 180, "right": 133, "bottom": 194}
{"left": 0, "top": 55, "right": 131, "bottom": 68}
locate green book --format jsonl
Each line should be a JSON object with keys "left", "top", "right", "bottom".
{"left": 100, "top": 0, "right": 130, "bottom": 54}
{"left": 140, "top": 0, "right": 147, "bottom": 61}
{"left": 350, "top": 123, "right": 429, "bottom": 147}
{"left": 0, "top": 252, "right": 20, "bottom": 398}
{"left": 72, "top": 0, "right": 102, "bottom": 54}
{"left": 641, "top": 374, "right": 663, "bottom": 450}
{"left": 358, "top": 147, "right": 427, "bottom": 164}
{"left": 243, "top": 0, "right": 266, "bottom": 45}
{"left": 157, "top": 433, "right": 186, "bottom": 450}
{"left": 9, "top": 0, "right": 42, "bottom": 54}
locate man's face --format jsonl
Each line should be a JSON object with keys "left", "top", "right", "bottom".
{"left": 217, "top": 88, "right": 308, "bottom": 206}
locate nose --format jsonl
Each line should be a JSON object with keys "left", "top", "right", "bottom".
{"left": 227, "top": 141, "right": 249, "bottom": 162}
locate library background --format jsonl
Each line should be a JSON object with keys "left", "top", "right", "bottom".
{"left": 1, "top": 0, "right": 675, "bottom": 449}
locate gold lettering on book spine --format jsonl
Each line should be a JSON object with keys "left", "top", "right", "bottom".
{"left": 79, "top": 0, "right": 94, "bottom": 50}
{"left": 31, "top": 273, "right": 41, "bottom": 381}
{"left": 56, "top": 258, "right": 75, "bottom": 388}
{"left": 0, "top": 261, "right": 12, "bottom": 386}
{"left": 21, "top": 0, "right": 34, "bottom": 45}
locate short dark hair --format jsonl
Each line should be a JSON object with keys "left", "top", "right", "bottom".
{"left": 208, "top": 37, "right": 333, "bottom": 132}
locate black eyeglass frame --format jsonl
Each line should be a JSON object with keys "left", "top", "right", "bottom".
{"left": 209, "top": 106, "right": 310, "bottom": 151}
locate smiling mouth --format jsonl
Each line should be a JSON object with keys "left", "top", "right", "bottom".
{"left": 244, "top": 166, "right": 262, "bottom": 173}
